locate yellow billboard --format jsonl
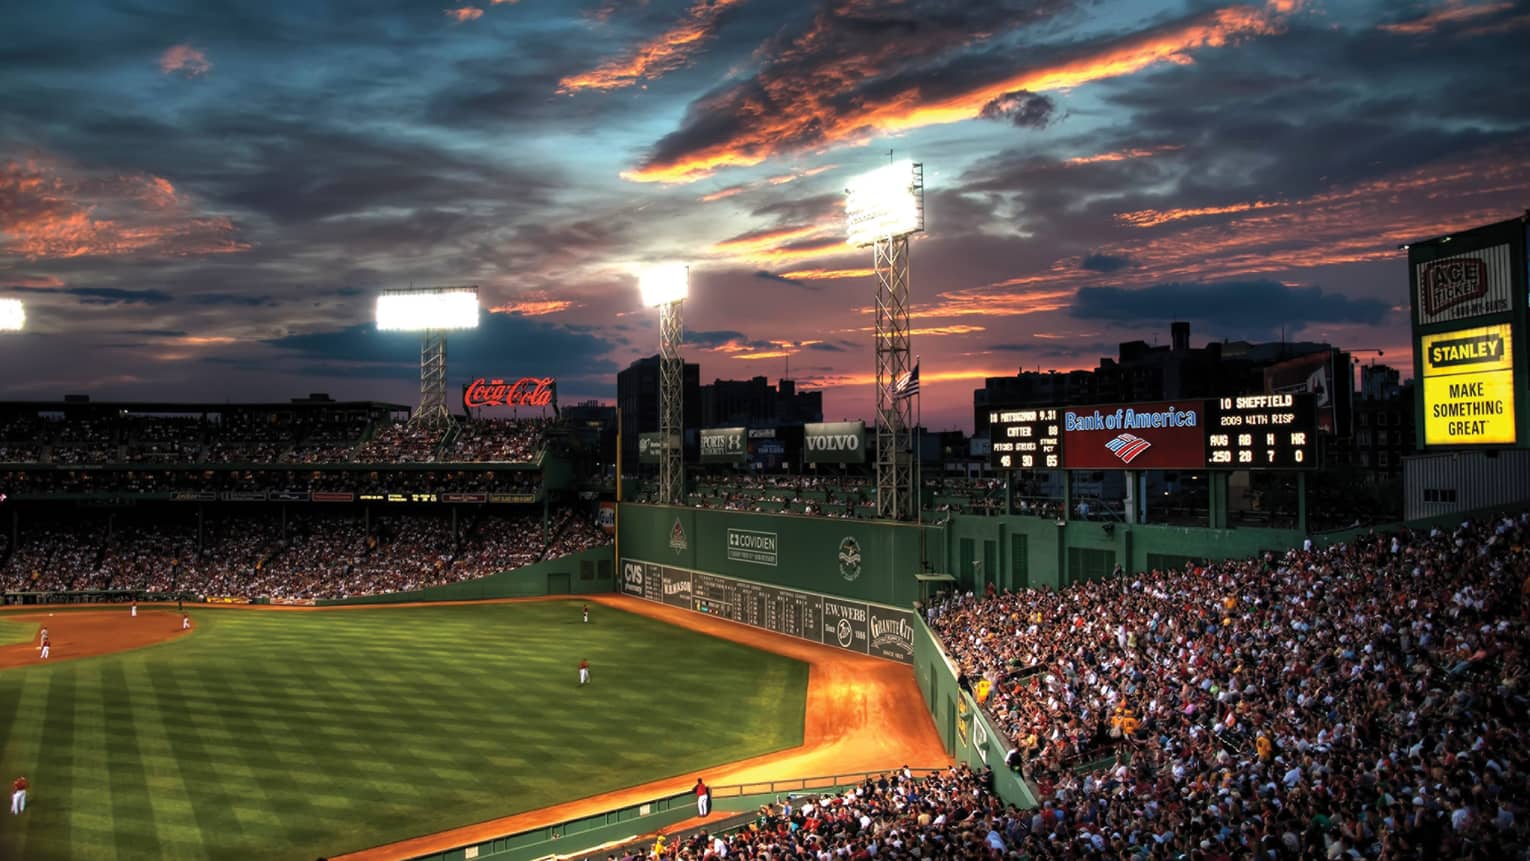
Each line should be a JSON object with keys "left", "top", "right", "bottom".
{"left": 1421, "top": 323, "right": 1517, "bottom": 446}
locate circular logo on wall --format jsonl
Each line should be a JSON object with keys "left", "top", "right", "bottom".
{"left": 837, "top": 536, "right": 862, "bottom": 582}
{"left": 836, "top": 618, "right": 854, "bottom": 648}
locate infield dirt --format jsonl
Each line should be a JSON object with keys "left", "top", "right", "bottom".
{"left": 0, "top": 609, "right": 189, "bottom": 668}
{"left": 335, "top": 593, "right": 950, "bottom": 861}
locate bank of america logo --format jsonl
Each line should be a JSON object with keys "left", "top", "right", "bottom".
{"left": 1105, "top": 433, "right": 1152, "bottom": 464}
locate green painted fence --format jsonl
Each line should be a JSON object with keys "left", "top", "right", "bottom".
{"left": 616, "top": 504, "right": 938, "bottom": 608}
{"left": 317, "top": 546, "right": 614, "bottom": 605}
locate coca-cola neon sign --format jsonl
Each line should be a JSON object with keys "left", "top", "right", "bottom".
{"left": 464, "top": 376, "right": 555, "bottom": 408}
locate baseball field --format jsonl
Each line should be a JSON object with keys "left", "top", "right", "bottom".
{"left": 0, "top": 600, "right": 810, "bottom": 860}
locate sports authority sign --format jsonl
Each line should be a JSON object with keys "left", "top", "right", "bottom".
{"left": 462, "top": 376, "right": 556, "bottom": 409}
{"left": 1414, "top": 243, "right": 1513, "bottom": 326}
{"left": 725, "top": 528, "right": 779, "bottom": 566}
{"left": 1062, "top": 401, "right": 1206, "bottom": 470}
{"left": 699, "top": 427, "right": 747, "bottom": 464}
{"left": 803, "top": 421, "right": 867, "bottom": 464}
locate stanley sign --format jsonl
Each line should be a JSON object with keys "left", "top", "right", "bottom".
{"left": 1421, "top": 323, "right": 1517, "bottom": 446}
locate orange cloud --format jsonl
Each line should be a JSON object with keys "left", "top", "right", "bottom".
{"left": 700, "top": 185, "right": 746, "bottom": 202}
{"left": 0, "top": 158, "right": 250, "bottom": 260}
{"left": 0, "top": 274, "right": 63, "bottom": 288}
{"left": 712, "top": 224, "right": 828, "bottom": 255}
{"left": 176, "top": 336, "right": 237, "bottom": 346}
{"left": 1380, "top": 0, "right": 1511, "bottom": 34}
{"left": 159, "top": 44, "right": 211, "bottom": 77}
{"left": 800, "top": 366, "right": 1017, "bottom": 389}
{"left": 1065, "top": 145, "right": 1182, "bottom": 166}
{"left": 559, "top": 0, "right": 746, "bottom": 93}
{"left": 626, "top": 4, "right": 1291, "bottom": 183}
{"left": 778, "top": 267, "right": 875, "bottom": 281}
{"left": 491, "top": 299, "right": 574, "bottom": 316}
{"left": 1116, "top": 200, "right": 1282, "bottom": 228}
{"left": 445, "top": 6, "right": 484, "bottom": 21}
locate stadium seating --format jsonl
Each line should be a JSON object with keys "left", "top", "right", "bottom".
{"left": 925, "top": 514, "right": 1530, "bottom": 859}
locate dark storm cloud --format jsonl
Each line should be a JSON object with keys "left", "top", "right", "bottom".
{"left": 264, "top": 311, "right": 619, "bottom": 381}
{"left": 10, "top": 286, "right": 174, "bottom": 306}
{"left": 979, "top": 91, "right": 1056, "bottom": 129}
{"left": 1080, "top": 253, "right": 1133, "bottom": 273}
{"left": 1070, "top": 281, "right": 1389, "bottom": 332}
{"left": 686, "top": 329, "right": 751, "bottom": 350}
{"left": 628, "top": 0, "right": 1080, "bottom": 181}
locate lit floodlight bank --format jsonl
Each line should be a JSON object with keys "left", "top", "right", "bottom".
{"left": 0, "top": 299, "right": 23, "bottom": 332}
{"left": 638, "top": 263, "right": 689, "bottom": 307}
{"left": 845, "top": 160, "right": 924, "bottom": 247}
{"left": 376, "top": 287, "right": 480, "bottom": 331}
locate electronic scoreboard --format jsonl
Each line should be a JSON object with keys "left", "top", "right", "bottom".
{"left": 1203, "top": 394, "right": 1317, "bottom": 469}
{"left": 988, "top": 406, "right": 1063, "bottom": 469}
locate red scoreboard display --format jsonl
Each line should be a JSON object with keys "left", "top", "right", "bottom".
{"left": 989, "top": 394, "right": 1318, "bottom": 471}
{"left": 1203, "top": 394, "right": 1317, "bottom": 469}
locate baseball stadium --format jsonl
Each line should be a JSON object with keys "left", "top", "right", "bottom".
{"left": 4, "top": 0, "right": 1530, "bottom": 851}
{"left": 1, "top": 212, "right": 1529, "bottom": 860}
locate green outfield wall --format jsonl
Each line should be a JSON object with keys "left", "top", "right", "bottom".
{"left": 935, "top": 514, "right": 1306, "bottom": 593}
{"left": 911, "top": 613, "right": 1038, "bottom": 810}
{"left": 317, "top": 546, "right": 614, "bottom": 605}
{"left": 617, "top": 504, "right": 935, "bottom": 608}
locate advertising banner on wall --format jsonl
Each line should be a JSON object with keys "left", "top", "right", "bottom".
{"left": 597, "top": 501, "right": 616, "bottom": 535}
{"left": 1061, "top": 401, "right": 1207, "bottom": 470}
{"left": 637, "top": 432, "right": 663, "bottom": 464}
{"left": 620, "top": 558, "right": 915, "bottom": 663}
{"left": 1420, "top": 322, "right": 1517, "bottom": 446}
{"left": 803, "top": 421, "right": 867, "bottom": 464}
{"left": 1413, "top": 243, "right": 1514, "bottom": 326}
{"left": 699, "top": 427, "right": 747, "bottom": 464}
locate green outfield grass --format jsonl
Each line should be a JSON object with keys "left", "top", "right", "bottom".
{"left": 0, "top": 601, "right": 809, "bottom": 860}
{"left": 0, "top": 617, "right": 37, "bottom": 646}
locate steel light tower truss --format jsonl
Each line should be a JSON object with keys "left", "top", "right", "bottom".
{"left": 873, "top": 235, "right": 914, "bottom": 520}
{"left": 846, "top": 160, "right": 924, "bottom": 521}
{"left": 416, "top": 330, "right": 451, "bottom": 427}
{"left": 658, "top": 299, "right": 686, "bottom": 505}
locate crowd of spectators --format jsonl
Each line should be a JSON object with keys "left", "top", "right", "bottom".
{"left": 0, "top": 412, "right": 550, "bottom": 466}
{"left": 0, "top": 467, "right": 541, "bottom": 497}
{"left": 642, "top": 765, "right": 1021, "bottom": 861}
{"left": 0, "top": 507, "right": 611, "bottom": 600}
{"left": 449, "top": 418, "right": 549, "bottom": 462}
{"left": 353, "top": 422, "right": 444, "bottom": 463}
{"left": 927, "top": 515, "right": 1530, "bottom": 859}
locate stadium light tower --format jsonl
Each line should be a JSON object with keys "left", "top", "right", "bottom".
{"left": 0, "top": 299, "right": 23, "bottom": 332}
{"left": 846, "top": 160, "right": 924, "bottom": 521}
{"left": 375, "top": 286, "right": 479, "bottom": 426}
{"left": 639, "top": 264, "right": 688, "bottom": 506}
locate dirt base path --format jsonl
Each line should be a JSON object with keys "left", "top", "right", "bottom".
{"left": 335, "top": 593, "right": 950, "bottom": 861}
{"left": 0, "top": 609, "right": 190, "bottom": 669}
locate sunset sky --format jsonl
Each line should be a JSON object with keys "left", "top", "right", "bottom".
{"left": 2, "top": 0, "right": 1527, "bottom": 431}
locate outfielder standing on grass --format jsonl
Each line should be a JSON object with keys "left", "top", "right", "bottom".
{"left": 582, "top": 603, "right": 590, "bottom": 623}
{"left": 579, "top": 658, "right": 590, "bottom": 686}
{"left": 10, "top": 776, "right": 26, "bottom": 815}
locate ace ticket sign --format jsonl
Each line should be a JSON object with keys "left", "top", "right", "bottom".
{"left": 1421, "top": 323, "right": 1517, "bottom": 446}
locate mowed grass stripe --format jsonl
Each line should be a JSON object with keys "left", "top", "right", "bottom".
{"left": 0, "top": 600, "right": 809, "bottom": 860}
{"left": 0, "top": 616, "right": 37, "bottom": 645}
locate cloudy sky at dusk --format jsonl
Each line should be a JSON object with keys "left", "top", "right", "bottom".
{"left": 2, "top": 0, "right": 1527, "bottom": 431}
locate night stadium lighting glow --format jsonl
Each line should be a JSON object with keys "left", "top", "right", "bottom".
{"left": 845, "top": 160, "right": 924, "bottom": 247}
{"left": 0, "top": 299, "right": 23, "bottom": 332}
{"left": 638, "top": 263, "right": 689, "bottom": 307}
{"left": 375, "top": 287, "right": 480, "bottom": 331}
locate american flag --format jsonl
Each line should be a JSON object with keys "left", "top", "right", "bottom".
{"left": 892, "top": 362, "right": 920, "bottom": 400}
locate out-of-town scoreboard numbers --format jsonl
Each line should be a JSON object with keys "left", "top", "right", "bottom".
{"left": 988, "top": 407, "right": 1063, "bottom": 469}
{"left": 1204, "top": 394, "right": 1317, "bottom": 468}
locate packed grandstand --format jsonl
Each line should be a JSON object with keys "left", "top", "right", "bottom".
{"left": 641, "top": 514, "right": 1528, "bottom": 860}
